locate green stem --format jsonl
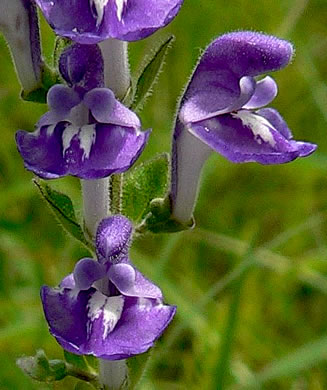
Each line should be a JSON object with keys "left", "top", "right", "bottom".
{"left": 110, "top": 173, "right": 124, "bottom": 215}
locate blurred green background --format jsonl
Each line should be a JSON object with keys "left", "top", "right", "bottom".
{"left": 1, "top": 0, "right": 327, "bottom": 389}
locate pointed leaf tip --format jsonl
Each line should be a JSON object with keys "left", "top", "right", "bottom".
{"left": 33, "top": 179, "right": 92, "bottom": 249}
{"left": 131, "top": 35, "right": 174, "bottom": 112}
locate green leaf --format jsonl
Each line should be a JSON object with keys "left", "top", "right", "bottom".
{"left": 74, "top": 382, "right": 95, "bottom": 390}
{"left": 64, "top": 351, "right": 89, "bottom": 372}
{"left": 127, "top": 351, "right": 151, "bottom": 390}
{"left": 85, "top": 355, "right": 98, "bottom": 371}
{"left": 130, "top": 35, "right": 174, "bottom": 112}
{"left": 64, "top": 351, "right": 97, "bottom": 374}
{"left": 121, "top": 154, "right": 170, "bottom": 224}
{"left": 33, "top": 179, "right": 92, "bottom": 249}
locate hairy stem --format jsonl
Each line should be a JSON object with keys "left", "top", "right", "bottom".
{"left": 81, "top": 179, "right": 110, "bottom": 238}
{"left": 99, "top": 39, "right": 130, "bottom": 100}
{"left": 82, "top": 38, "right": 130, "bottom": 390}
{"left": 99, "top": 360, "right": 128, "bottom": 390}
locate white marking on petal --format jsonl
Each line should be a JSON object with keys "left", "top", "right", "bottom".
{"left": 118, "top": 127, "right": 125, "bottom": 137}
{"left": 79, "top": 125, "right": 97, "bottom": 160}
{"left": 62, "top": 125, "right": 80, "bottom": 156}
{"left": 68, "top": 287, "right": 80, "bottom": 300}
{"left": 46, "top": 124, "right": 57, "bottom": 137}
{"left": 87, "top": 291, "right": 124, "bottom": 339}
{"left": 231, "top": 110, "right": 276, "bottom": 147}
{"left": 137, "top": 297, "right": 153, "bottom": 312}
{"left": 89, "top": 0, "right": 110, "bottom": 26}
{"left": 102, "top": 296, "right": 124, "bottom": 338}
{"left": 115, "top": 0, "right": 128, "bottom": 21}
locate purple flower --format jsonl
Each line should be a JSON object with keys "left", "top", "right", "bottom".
{"left": 16, "top": 43, "right": 149, "bottom": 179}
{"left": 170, "top": 32, "right": 317, "bottom": 223}
{"left": 34, "top": 0, "right": 183, "bottom": 44}
{"left": 41, "top": 215, "right": 176, "bottom": 360}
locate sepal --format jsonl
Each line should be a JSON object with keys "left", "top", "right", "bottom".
{"left": 53, "top": 37, "right": 73, "bottom": 68}
{"left": 137, "top": 197, "right": 195, "bottom": 234}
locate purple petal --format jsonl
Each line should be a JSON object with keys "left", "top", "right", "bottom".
{"left": 16, "top": 123, "right": 150, "bottom": 179}
{"left": 180, "top": 76, "right": 256, "bottom": 124}
{"left": 89, "top": 296, "right": 176, "bottom": 360}
{"left": 35, "top": 0, "right": 183, "bottom": 43}
{"left": 16, "top": 122, "right": 67, "bottom": 179}
{"left": 288, "top": 140, "right": 317, "bottom": 157}
{"left": 42, "top": 286, "right": 125, "bottom": 356}
{"left": 73, "top": 258, "right": 106, "bottom": 290}
{"left": 42, "top": 286, "right": 176, "bottom": 360}
{"left": 256, "top": 109, "right": 317, "bottom": 157}
{"left": 256, "top": 107, "right": 293, "bottom": 139}
{"left": 41, "top": 285, "right": 91, "bottom": 354}
{"left": 104, "top": 0, "right": 184, "bottom": 42}
{"left": 47, "top": 85, "right": 81, "bottom": 114}
{"left": 84, "top": 88, "right": 141, "bottom": 128}
{"left": 96, "top": 216, "right": 133, "bottom": 262}
{"left": 59, "top": 43, "right": 104, "bottom": 92}
{"left": 59, "top": 273, "right": 75, "bottom": 289}
{"left": 108, "top": 263, "right": 163, "bottom": 299}
{"left": 180, "top": 32, "right": 293, "bottom": 123}
{"left": 194, "top": 31, "right": 293, "bottom": 80}
{"left": 243, "top": 76, "right": 278, "bottom": 110}
{"left": 38, "top": 85, "right": 81, "bottom": 127}
{"left": 34, "top": 0, "right": 99, "bottom": 44}
{"left": 189, "top": 111, "right": 316, "bottom": 164}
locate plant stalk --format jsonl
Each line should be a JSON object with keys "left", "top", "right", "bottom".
{"left": 99, "top": 359, "right": 128, "bottom": 390}
{"left": 82, "top": 38, "right": 130, "bottom": 390}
